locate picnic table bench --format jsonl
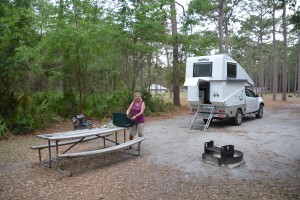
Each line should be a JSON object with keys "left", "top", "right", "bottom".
{"left": 58, "top": 137, "right": 145, "bottom": 176}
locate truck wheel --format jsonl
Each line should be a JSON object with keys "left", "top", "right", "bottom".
{"left": 233, "top": 109, "right": 242, "bottom": 126}
{"left": 256, "top": 105, "right": 263, "bottom": 118}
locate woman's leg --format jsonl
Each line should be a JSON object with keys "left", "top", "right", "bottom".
{"left": 137, "top": 123, "right": 144, "bottom": 137}
{"left": 129, "top": 125, "right": 137, "bottom": 140}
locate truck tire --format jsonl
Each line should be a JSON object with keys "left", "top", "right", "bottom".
{"left": 255, "top": 105, "right": 263, "bottom": 118}
{"left": 233, "top": 109, "right": 242, "bottom": 126}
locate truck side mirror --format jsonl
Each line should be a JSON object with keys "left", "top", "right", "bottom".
{"left": 255, "top": 94, "right": 259, "bottom": 97}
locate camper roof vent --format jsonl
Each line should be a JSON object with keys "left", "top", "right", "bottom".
{"left": 198, "top": 58, "right": 209, "bottom": 61}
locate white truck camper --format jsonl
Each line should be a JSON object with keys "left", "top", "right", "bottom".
{"left": 184, "top": 54, "right": 264, "bottom": 131}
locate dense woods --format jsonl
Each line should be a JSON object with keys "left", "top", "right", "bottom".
{"left": 0, "top": 0, "right": 299, "bottom": 138}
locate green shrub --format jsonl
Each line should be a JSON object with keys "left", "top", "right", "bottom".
{"left": 165, "top": 102, "right": 175, "bottom": 111}
{"left": 139, "top": 89, "right": 173, "bottom": 115}
{"left": 0, "top": 118, "right": 9, "bottom": 140}
{"left": 84, "top": 89, "right": 131, "bottom": 119}
{"left": 2, "top": 88, "right": 174, "bottom": 136}
{"left": 8, "top": 92, "right": 57, "bottom": 134}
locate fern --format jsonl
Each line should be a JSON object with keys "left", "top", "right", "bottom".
{"left": 0, "top": 118, "right": 9, "bottom": 140}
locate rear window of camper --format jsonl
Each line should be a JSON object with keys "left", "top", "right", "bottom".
{"left": 227, "top": 62, "right": 237, "bottom": 77}
{"left": 193, "top": 62, "right": 212, "bottom": 77}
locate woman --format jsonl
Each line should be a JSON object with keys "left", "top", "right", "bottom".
{"left": 126, "top": 92, "right": 145, "bottom": 141}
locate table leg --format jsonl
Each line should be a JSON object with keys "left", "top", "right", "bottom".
{"left": 48, "top": 140, "right": 52, "bottom": 168}
{"left": 124, "top": 129, "right": 126, "bottom": 143}
{"left": 115, "top": 131, "right": 118, "bottom": 145}
{"left": 56, "top": 140, "right": 59, "bottom": 169}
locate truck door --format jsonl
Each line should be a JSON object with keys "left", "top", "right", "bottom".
{"left": 245, "top": 89, "right": 257, "bottom": 113}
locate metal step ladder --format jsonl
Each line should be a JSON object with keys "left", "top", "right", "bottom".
{"left": 203, "top": 106, "right": 214, "bottom": 131}
{"left": 190, "top": 105, "right": 215, "bottom": 131}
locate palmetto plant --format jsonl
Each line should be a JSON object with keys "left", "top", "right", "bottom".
{"left": 0, "top": 119, "right": 9, "bottom": 140}
{"left": 10, "top": 93, "right": 57, "bottom": 134}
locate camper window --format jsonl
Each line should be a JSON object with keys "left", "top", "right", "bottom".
{"left": 227, "top": 62, "right": 237, "bottom": 77}
{"left": 193, "top": 62, "right": 212, "bottom": 77}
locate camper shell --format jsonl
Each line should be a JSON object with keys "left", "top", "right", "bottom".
{"left": 184, "top": 54, "right": 264, "bottom": 130}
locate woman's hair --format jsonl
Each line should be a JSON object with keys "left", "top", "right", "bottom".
{"left": 134, "top": 92, "right": 142, "bottom": 97}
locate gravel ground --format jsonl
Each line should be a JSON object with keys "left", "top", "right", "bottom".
{"left": 0, "top": 98, "right": 299, "bottom": 200}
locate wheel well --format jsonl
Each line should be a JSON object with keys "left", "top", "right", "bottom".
{"left": 237, "top": 108, "right": 243, "bottom": 114}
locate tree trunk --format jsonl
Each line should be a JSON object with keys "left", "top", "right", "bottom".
{"left": 58, "top": 0, "right": 64, "bottom": 28}
{"left": 165, "top": 46, "right": 173, "bottom": 98}
{"left": 282, "top": 0, "right": 287, "bottom": 101}
{"left": 76, "top": 46, "right": 83, "bottom": 113}
{"left": 170, "top": 0, "right": 180, "bottom": 106}
{"left": 141, "top": 59, "right": 144, "bottom": 89}
{"left": 259, "top": 32, "right": 264, "bottom": 97}
{"left": 147, "top": 53, "right": 152, "bottom": 91}
{"left": 293, "top": 67, "right": 296, "bottom": 94}
{"left": 298, "top": 46, "right": 300, "bottom": 97}
{"left": 132, "top": 58, "right": 137, "bottom": 91}
{"left": 224, "top": 22, "right": 229, "bottom": 53}
{"left": 272, "top": 4, "right": 278, "bottom": 101}
{"left": 218, "top": 0, "right": 225, "bottom": 53}
{"left": 132, "top": 38, "right": 137, "bottom": 91}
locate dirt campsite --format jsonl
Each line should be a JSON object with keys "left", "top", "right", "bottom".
{"left": 0, "top": 96, "right": 300, "bottom": 200}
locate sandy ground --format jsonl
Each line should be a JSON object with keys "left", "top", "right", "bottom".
{"left": 144, "top": 101, "right": 300, "bottom": 180}
{"left": 0, "top": 97, "right": 300, "bottom": 199}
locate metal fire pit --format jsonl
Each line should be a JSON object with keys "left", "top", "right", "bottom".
{"left": 202, "top": 140, "right": 244, "bottom": 165}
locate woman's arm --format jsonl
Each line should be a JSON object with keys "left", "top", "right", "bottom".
{"left": 126, "top": 102, "right": 133, "bottom": 116}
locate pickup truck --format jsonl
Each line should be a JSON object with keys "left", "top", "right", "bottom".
{"left": 199, "top": 88, "right": 264, "bottom": 126}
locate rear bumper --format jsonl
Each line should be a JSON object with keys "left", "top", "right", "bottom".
{"left": 200, "top": 113, "right": 229, "bottom": 120}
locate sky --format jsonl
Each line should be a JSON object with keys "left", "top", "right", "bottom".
{"left": 175, "top": 0, "right": 300, "bottom": 16}
{"left": 174, "top": 0, "right": 299, "bottom": 40}
{"left": 176, "top": 0, "right": 189, "bottom": 15}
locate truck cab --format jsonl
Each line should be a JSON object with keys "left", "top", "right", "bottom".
{"left": 245, "top": 88, "right": 264, "bottom": 118}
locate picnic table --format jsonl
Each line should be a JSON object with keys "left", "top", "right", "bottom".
{"left": 31, "top": 127, "right": 145, "bottom": 176}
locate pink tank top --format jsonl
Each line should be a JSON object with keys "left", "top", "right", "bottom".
{"left": 131, "top": 101, "right": 145, "bottom": 124}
